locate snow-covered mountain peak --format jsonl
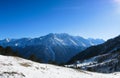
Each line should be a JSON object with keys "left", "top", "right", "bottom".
{"left": 0, "top": 33, "right": 104, "bottom": 63}
{"left": 0, "top": 33, "right": 104, "bottom": 47}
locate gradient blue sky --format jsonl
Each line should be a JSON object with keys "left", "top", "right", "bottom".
{"left": 0, "top": 0, "right": 120, "bottom": 40}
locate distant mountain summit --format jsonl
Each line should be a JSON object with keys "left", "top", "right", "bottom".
{"left": 0, "top": 33, "right": 104, "bottom": 64}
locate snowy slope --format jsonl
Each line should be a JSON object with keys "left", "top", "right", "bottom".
{"left": 69, "top": 35, "right": 120, "bottom": 64}
{"left": 67, "top": 47, "right": 120, "bottom": 73}
{"left": 0, "top": 55, "right": 120, "bottom": 78}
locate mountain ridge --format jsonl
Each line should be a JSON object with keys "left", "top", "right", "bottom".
{"left": 0, "top": 33, "right": 104, "bottom": 64}
{"left": 67, "top": 35, "right": 120, "bottom": 73}
{"left": 68, "top": 35, "right": 120, "bottom": 63}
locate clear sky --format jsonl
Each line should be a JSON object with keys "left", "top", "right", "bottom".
{"left": 0, "top": 0, "right": 120, "bottom": 40}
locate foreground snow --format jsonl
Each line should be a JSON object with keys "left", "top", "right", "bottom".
{"left": 0, "top": 55, "right": 120, "bottom": 78}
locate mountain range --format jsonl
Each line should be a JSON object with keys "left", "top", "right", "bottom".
{"left": 1, "top": 33, "right": 120, "bottom": 78}
{"left": 0, "top": 33, "right": 104, "bottom": 64}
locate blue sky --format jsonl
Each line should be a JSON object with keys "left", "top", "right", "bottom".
{"left": 0, "top": 0, "right": 120, "bottom": 40}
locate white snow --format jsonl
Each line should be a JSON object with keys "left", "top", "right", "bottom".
{"left": 15, "top": 43, "right": 18, "bottom": 46}
{"left": 66, "top": 57, "right": 97, "bottom": 68}
{"left": 80, "top": 42, "right": 87, "bottom": 47}
{"left": 54, "top": 36, "right": 63, "bottom": 42}
{"left": 69, "top": 38, "right": 78, "bottom": 46}
{"left": 0, "top": 55, "right": 120, "bottom": 78}
{"left": 6, "top": 38, "right": 10, "bottom": 42}
{"left": 54, "top": 36, "right": 66, "bottom": 45}
{"left": 89, "top": 41, "right": 94, "bottom": 45}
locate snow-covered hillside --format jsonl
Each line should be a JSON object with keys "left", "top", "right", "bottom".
{"left": 69, "top": 35, "right": 120, "bottom": 64}
{"left": 0, "top": 55, "right": 120, "bottom": 78}
{"left": 67, "top": 47, "right": 120, "bottom": 73}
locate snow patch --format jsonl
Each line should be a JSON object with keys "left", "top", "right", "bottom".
{"left": 69, "top": 38, "right": 78, "bottom": 46}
